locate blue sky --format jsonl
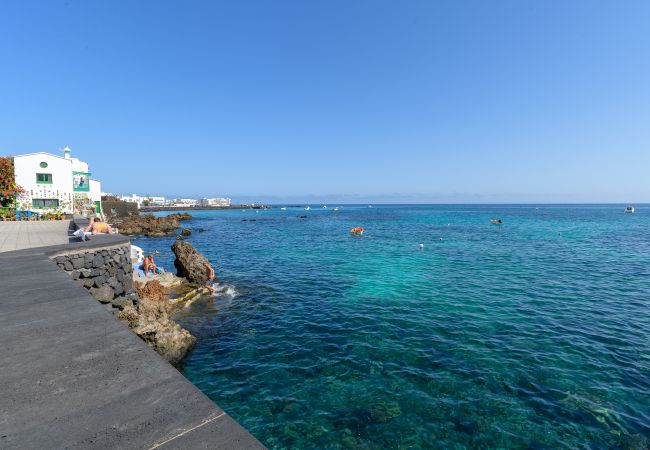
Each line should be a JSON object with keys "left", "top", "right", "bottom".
{"left": 1, "top": 0, "right": 649, "bottom": 203}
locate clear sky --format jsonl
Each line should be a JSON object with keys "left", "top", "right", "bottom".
{"left": 1, "top": 0, "right": 648, "bottom": 203}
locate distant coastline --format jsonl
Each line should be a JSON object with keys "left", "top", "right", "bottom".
{"left": 140, "top": 204, "right": 268, "bottom": 212}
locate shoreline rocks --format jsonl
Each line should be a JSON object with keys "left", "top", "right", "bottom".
{"left": 54, "top": 244, "right": 198, "bottom": 366}
{"left": 171, "top": 239, "right": 217, "bottom": 284}
{"left": 117, "top": 279, "right": 196, "bottom": 365}
{"left": 115, "top": 213, "right": 192, "bottom": 237}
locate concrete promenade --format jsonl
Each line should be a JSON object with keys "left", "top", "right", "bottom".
{"left": 0, "top": 223, "right": 265, "bottom": 449}
{"left": 0, "top": 220, "right": 71, "bottom": 252}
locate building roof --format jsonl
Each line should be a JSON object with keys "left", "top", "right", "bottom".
{"left": 12, "top": 152, "right": 70, "bottom": 161}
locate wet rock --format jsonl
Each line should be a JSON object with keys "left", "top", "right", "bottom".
{"left": 171, "top": 240, "right": 217, "bottom": 284}
{"left": 180, "top": 228, "right": 191, "bottom": 237}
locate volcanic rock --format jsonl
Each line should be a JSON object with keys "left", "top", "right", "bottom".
{"left": 171, "top": 240, "right": 217, "bottom": 284}
{"left": 116, "top": 213, "right": 192, "bottom": 237}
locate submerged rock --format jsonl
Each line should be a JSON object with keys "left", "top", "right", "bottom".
{"left": 171, "top": 240, "right": 217, "bottom": 284}
{"left": 181, "top": 228, "right": 192, "bottom": 237}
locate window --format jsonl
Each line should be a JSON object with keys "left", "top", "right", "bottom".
{"left": 32, "top": 199, "right": 59, "bottom": 209}
{"left": 36, "top": 173, "right": 53, "bottom": 184}
{"left": 40, "top": 162, "right": 48, "bottom": 168}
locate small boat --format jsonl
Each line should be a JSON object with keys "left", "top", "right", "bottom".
{"left": 280, "top": 207, "right": 287, "bottom": 211}
{"left": 350, "top": 227, "right": 364, "bottom": 236}
{"left": 625, "top": 205, "right": 635, "bottom": 213}
{"left": 490, "top": 219, "right": 503, "bottom": 224}
{"left": 333, "top": 207, "right": 339, "bottom": 211}
{"left": 304, "top": 206, "right": 311, "bottom": 211}
{"left": 322, "top": 205, "right": 328, "bottom": 209}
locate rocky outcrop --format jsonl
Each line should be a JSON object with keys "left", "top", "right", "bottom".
{"left": 53, "top": 245, "right": 195, "bottom": 365}
{"left": 181, "top": 228, "right": 191, "bottom": 237}
{"left": 171, "top": 239, "right": 217, "bottom": 284}
{"left": 118, "top": 299, "right": 195, "bottom": 365}
{"left": 135, "top": 279, "right": 167, "bottom": 301}
{"left": 116, "top": 213, "right": 192, "bottom": 237}
{"left": 118, "top": 279, "right": 196, "bottom": 365}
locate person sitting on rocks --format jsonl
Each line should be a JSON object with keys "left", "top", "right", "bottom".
{"left": 143, "top": 254, "right": 157, "bottom": 276}
{"left": 84, "top": 217, "right": 114, "bottom": 235}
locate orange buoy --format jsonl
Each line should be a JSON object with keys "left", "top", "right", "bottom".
{"left": 350, "top": 227, "right": 364, "bottom": 236}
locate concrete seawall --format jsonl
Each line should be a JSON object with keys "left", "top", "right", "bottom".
{"left": 0, "top": 222, "right": 265, "bottom": 449}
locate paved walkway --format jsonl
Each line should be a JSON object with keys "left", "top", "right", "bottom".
{"left": 0, "top": 225, "right": 265, "bottom": 449}
{"left": 0, "top": 220, "right": 71, "bottom": 253}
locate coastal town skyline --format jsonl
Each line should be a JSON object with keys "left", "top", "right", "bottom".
{"left": 2, "top": 1, "right": 649, "bottom": 203}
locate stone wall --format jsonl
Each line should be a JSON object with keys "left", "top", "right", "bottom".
{"left": 51, "top": 244, "right": 136, "bottom": 312}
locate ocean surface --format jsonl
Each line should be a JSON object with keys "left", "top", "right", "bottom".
{"left": 135, "top": 205, "right": 650, "bottom": 449}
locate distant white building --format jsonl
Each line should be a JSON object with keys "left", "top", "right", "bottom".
{"left": 117, "top": 194, "right": 167, "bottom": 208}
{"left": 198, "top": 197, "right": 231, "bottom": 207}
{"left": 148, "top": 196, "right": 166, "bottom": 205}
{"left": 169, "top": 198, "right": 198, "bottom": 207}
{"left": 13, "top": 147, "right": 102, "bottom": 214}
{"left": 120, "top": 194, "right": 144, "bottom": 206}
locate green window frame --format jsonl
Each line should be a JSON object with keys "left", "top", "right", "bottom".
{"left": 32, "top": 199, "right": 60, "bottom": 209}
{"left": 36, "top": 173, "right": 53, "bottom": 184}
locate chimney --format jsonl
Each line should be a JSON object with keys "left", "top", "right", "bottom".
{"left": 63, "top": 146, "right": 71, "bottom": 159}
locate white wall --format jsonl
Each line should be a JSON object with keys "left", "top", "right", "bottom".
{"left": 14, "top": 153, "right": 74, "bottom": 212}
{"left": 70, "top": 158, "right": 89, "bottom": 173}
{"left": 90, "top": 179, "right": 102, "bottom": 203}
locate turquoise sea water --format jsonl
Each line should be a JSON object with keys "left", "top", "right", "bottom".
{"left": 136, "top": 205, "right": 650, "bottom": 449}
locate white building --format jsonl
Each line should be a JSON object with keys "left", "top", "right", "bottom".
{"left": 13, "top": 147, "right": 102, "bottom": 215}
{"left": 148, "top": 196, "right": 166, "bottom": 205}
{"left": 118, "top": 194, "right": 166, "bottom": 207}
{"left": 169, "top": 198, "right": 198, "bottom": 207}
{"left": 198, "top": 197, "right": 231, "bottom": 207}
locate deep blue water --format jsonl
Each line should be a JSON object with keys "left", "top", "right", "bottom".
{"left": 135, "top": 205, "right": 650, "bottom": 449}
